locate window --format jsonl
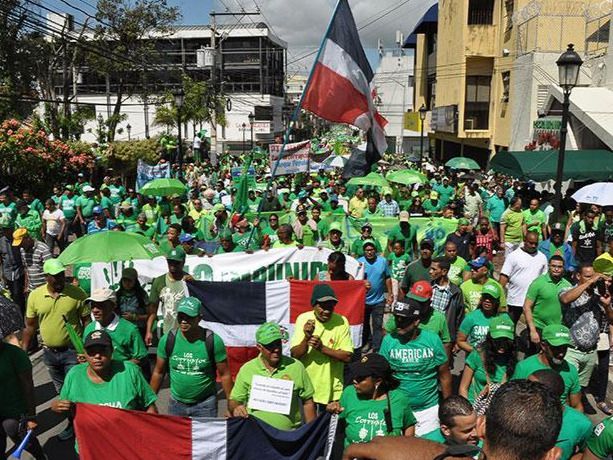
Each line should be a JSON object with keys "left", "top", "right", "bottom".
{"left": 468, "top": 0, "right": 494, "bottom": 25}
{"left": 504, "top": 0, "right": 514, "bottom": 30}
{"left": 501, "top": 71, "right": 510, "bottom": 103}
{"left": 464, "top": 76, "right": 491, "bottom": 130}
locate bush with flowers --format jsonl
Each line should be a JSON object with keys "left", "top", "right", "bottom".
{"left": 0, "top": 119, "right": 95, "bottom": 196}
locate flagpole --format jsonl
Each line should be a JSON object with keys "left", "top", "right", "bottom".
{"left": 245, "top": 0, "right": 342, "bottom": 249}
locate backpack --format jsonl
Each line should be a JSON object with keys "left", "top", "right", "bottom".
{"left": 164, "top": 327, "right": 217, "bottom": 379}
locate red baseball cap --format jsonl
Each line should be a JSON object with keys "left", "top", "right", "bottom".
{"left": 408, "top": 281, "right": 433, "bottom": 302}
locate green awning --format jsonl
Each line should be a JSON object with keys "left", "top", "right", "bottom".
{"left": 489, "top": 150, "right": 613, "bottom": 181}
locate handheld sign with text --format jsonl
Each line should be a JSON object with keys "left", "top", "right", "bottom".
{"left": 247, "top": 375, "right": 294, "bottom": 415}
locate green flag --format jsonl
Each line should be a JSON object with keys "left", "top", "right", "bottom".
{"left": 232, "top": 156, "right": 253, "bottom": 215}
{"left": 63, "top": 315, "right": 85, "bottom": 354}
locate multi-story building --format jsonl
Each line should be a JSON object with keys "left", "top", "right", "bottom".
{"left": 406, "top": 0, "right": 609, "bottom": 166}
{"left": 47, "top": 14, "right": 287, "bottom": 152}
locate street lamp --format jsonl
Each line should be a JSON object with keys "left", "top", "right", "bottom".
{"left": 174, "top": 89, "right": 185, "bottom": 179}
{"left": 248, "top": 112, "right": 255, "bottom": 150}
{"left": 126, "top": 123, "right": 131, "bottom": 141}
{"left": 418, "top": 104, "right": 428, "bottom": 165}
{"left": 241, "top": 122, "right": 247, "bottom": 156}
{"left": 553, "top": 43, "right": 583, "bottom": 222}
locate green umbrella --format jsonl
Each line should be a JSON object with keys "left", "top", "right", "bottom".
{"left": 445, "top": 157, "right": 481, "bottom": 170}
{"left": 347, "top": 172, "right": 389, "bottom": 188}
{"left": 140, "top": 178, "right": 187, "bottom": 197}
{"left": 386, "top": 169, "right": 428, "bottom": 186}
{"left": 58, "top": 231, "right": 162, "bottom": 265}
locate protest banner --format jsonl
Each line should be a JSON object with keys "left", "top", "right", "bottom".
{"left": 135, "top": 159, "right": 171, "bottom": 191}
{"left": 89, "top": 247, "right": 363, "bottom": 291}
{"left": 231, "top": 166, "right": 256, "bottom": 186}
{"left": 269, "top": 140, "right": 310, "bottom": 176}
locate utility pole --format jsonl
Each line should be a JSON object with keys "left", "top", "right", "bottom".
{"left": 209, "top": 9, "right": 260, "bottom": 165}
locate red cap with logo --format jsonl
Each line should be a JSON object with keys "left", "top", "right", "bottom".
{"left": 408, "top": 280, "right": 433, "bottom": 302}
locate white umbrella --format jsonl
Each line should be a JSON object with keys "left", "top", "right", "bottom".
{"left": 322, "top": 155, "right": 349, "bottom": 168}
{"left": 571, "top": 182, "right": 613, "bottom": 207}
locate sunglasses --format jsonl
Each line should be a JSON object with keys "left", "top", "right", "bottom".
{"left": 262, "top": 340, "right": 282, "bottom": 350}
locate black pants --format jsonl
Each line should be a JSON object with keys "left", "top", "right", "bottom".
{"left": 0, "top": 418, "right": 46, "bottom": 460}
{"left": 590, "top": 348, "right": 610, "bottom": 402}
{"left": 6, "top": 277, "right": 25, "bottom": 315}
{"left": 507, "top": 305, "right": 523, "bottom": 325}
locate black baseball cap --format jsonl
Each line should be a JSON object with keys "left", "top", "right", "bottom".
{"left": 392, "top": 300, "right": 422, "bottom": 318}
{"left": 420, "top": 238, "right": 434, "bottom": 250}
{"left": 84, "top": 330, "right": 113, "bottom": 350}
{"left": 349, "top": 353, "right": 392, "bottom": 380}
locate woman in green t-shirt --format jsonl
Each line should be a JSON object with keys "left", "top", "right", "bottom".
{"left": 458, "top": 315, "right": 517, "bottom": 404}
{"left": 327, "top": 353, "right": 416, "bottom": 447}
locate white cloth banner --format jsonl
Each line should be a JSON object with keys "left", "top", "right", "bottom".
{"left": 90, "top": 247, "right": 363, "bottom": 291}
{"left": 269, "top": 140, "right": 311, "bottom": 176}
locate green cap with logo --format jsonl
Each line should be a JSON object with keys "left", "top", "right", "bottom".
{"left": 481, "top": 280, "right": 502, "bottom": 300}
{"left": 166, "top": 246, "right": 186, "bottom": 262}
{"left": 328, "top": 222, "right": 343, "bottom": 234}
{"left": 255, "top": 322, "right": 283, "bottom": 345}
{"left": 542, "top": 324, "right": 572, "bottom": 346}
{"left": 311, "top": 283, "right": 338, "bottom": 305}
{"left": 488, "top": 315, "right": 515, "bottom": 340}
{"left": 43, "top": 258, "right": 65, "bottom": 276}
{"left": 176, "top": 297, "right": 202, "bottom": 317}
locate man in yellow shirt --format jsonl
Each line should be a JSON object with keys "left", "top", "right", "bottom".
{"left": 348, "top": 188, "right": 368, "bottom": 218}
{"left": 290, "top": 284, "right": 353, "bottom": 410}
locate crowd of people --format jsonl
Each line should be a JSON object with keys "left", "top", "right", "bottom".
{"left": 0, "top": 157, "right": 612, "bottom": 460}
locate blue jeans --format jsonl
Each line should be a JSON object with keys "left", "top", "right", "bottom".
{"left": 168, "top": 394, "right": 217, "bottom": 417}
{"left": 362, "top": 302, "right": 385, "bottom": 352}
{"left": 42, "top": 347, "right": 78, "bottom": 394}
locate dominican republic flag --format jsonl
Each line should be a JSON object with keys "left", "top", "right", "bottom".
{"left": 187, "top": 279, "right": 366, "bottom": 378}
{"left": 74, "top": 403, "right": 337, "bottom": 460}
{"left": 302, "top": 0, "right": 388, "bottom": 168}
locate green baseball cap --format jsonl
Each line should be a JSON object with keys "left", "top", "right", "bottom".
{"left": 166, "top": 246, "right": 186, "bottom": 262}
{"left": 542, "top": 324, "right": 572, "bottom": 346}
{"left": 328, "top": 222, "right": 343, "bottom": 234}
{"left": 213, "top": 203, "right": 226, "bottom": 213}
{"left": 481, "top": 281, "right": 502, "bottom": 300}
{"left": 255, "top": 322, "right": 283, "bottom": 345}
{"left": 176, "top": 297, "right": 202, "bottom": 317}
{"left": 489, "top": 316, "right": 515, "bottom": 340}
{"left": 311, "top": 283, "right": 338, "bottom": 305}
{"left": 458, "top": 217, "right": 470, "bottom": 226}
{"left": 43, "top": 259, "right": 65, "bottom": 276}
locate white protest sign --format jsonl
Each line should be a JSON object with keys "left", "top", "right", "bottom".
{"left": 269, "top": 140, "right": 310, "bottom": 176}
{"left": 247, "top": 375, "right": 294, "bottom": 415}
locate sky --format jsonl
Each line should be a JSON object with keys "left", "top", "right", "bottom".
{"left": 42, "top": 0, "right": 436, "bottom": 74}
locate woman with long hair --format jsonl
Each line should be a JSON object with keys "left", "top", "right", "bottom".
{"left": 317, "top": 251, "right": 355, "bottom": 281}
{"left": 327, "top": 353, "right": 416, "bottom": 448}
{"left": 114, "top": 267, "right": 149, "bottom": 338}
{"left": 458, "top": 315, "right": 517, "bottom": 404}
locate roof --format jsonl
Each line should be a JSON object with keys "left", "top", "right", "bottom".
{"left": 489, "top": 149, "right": 613, "bottom": 181}
{"left": 545, "top": 86, "right": 613, "bottom": 150}
{"left": 403, "top": 3, "right": 438, "bottom": 49}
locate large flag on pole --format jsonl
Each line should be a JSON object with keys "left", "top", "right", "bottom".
{"left": 302, "top": 0, "right": 388, "bottom": 175}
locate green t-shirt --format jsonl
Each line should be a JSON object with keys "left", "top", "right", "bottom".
{"left": 108, "top": 184, "right": 126, "bottom": 205}
{"left": 59, "top": 195, "right": 78, "bottom": 220}
{"left": 141, "top": 203, "right": 160, "bottom": 225}
{"left": 525, "top": 274, "right": 572, "bottom": 329}
{"left": 83, "top": 316, "right": 147, "bottom": 362}
{"left": 233, "top": 229, "right": 262, "bottom": 251}
{"left": 459, "top": 311, "right": 509, "bottom": 348}
{"left": 379, "top": 330, "right": 447, "bottom": 411}
{"left": 434, "top": 185, "right": 455, "bottom": 205}
{"left": 339, "top": 386, "right": 416, "bottom": 447}
{"left": 0, "top": 344, "right": 32, "bottom": 418}
{"left": 511, "top": 354, "right": 580, "bottom": 405}
{"left": 387, "top": 253, "right": 410, "bottom": 281}
{"left": 523, "top": 209, "right": 546, "bottom": 239}
{"left": 100, "top": 196, "right": 115, "bottom": 218}
{"left": 387, "top": 225, "right": 418, "bottom": 259}
{"left": 400, "top": 259, "right": 431, "bottom": 293}
{"left": 460, "top": 279, "right": 507, "bottom": 313}
{"left": 77, "top": 196, "right": 97, "bottom": 218}
{"left": 158, "top": 330, "right": 227, "bottom": 404}
{"left": 363, "top": 208, "right": 383, "bottom": 218}
{"left": 27, "top": 198, "right": 44, "bottom": 215}
{"left": 448, "top": 256, "right": 467, "bottom": 286}
{"left": 422, "top": 200, "right": 442, "bottom": 214}
{"left": 385, "top": 311, "right": 451, "bottom": 344}
{"left": 557, "top": 406, "right": 593, "bottom": 460}
{"left": 501, "top": 209, "right": 524, "bottom": 243}
{"left": 230, "top": 354, "right": 314, "bottom": 431}
{"left": 586, "top": 416, "right": 613, "bottom": 459}
{"left": 60, "top": 361, "right": 156, "bottom": 411}
{"left": 464, "top": 350, "right": 510, "bottom": 403}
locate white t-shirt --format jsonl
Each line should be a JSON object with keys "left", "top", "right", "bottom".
{"left": 500, "top": 246, "right": 548, "bottom": 306}
{"left": 192, "top": 135, "right": 201, "bottom": 149}
{"left": 42, "top": 209, "right": 65, "bottom": 236}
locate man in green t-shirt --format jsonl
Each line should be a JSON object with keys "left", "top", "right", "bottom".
{"left": 523, "top": 255, "right": 571, "bottom": 355}
{"left": 151, "top": 297, "right": 233, "bottom": 417}
{"left": 351, "top": 222, "right": 383, "bottom": 258}
{"left": 584, "top": 416, "right": 613, "bottom": 459}
{"left": 379, "top": 300, "right": 451, "bottom": 436}
{"left": 459, "top": 256, "right": 507, "bottom": 313}
{"left": 82, "top": 287, "right": 147, "bottom": 363}
{"left": 387, "top": 211, "right": 418, "bottom": 259}
{"left": 512, "top": 324, "right": 582, "bottom": 411}
{"left": 523, "top": 198, "right": 548, "bottom": 241}
{"left": 230, "top": 322, "right": 316, "bottom": 430}
{"left": 420, "top": 395, "right": 480, "bottom": 448}
{"left": 399, "top": 238, "right": 434, "bottom": 298}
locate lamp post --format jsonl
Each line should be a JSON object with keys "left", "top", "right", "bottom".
{"left": 553, "top": 44, "right": 582, "bottom": 223}
{"left": 248, "top": 112, "right": 255, "bottom": 150}
{"left": 241, "top": 122, "right": 247, "bottom": 156}
{"left": 174, "top": 89, "right": 185, "bottom": 180}
{"left": 126, "top": 123, "right": 131, "bottom": 141}
{"left": 419, "top": 104, "right": 427, "bottom": 165}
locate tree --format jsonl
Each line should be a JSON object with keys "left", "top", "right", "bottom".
{"left": 91, "top": 0, "right": 180, "bottom": 142}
